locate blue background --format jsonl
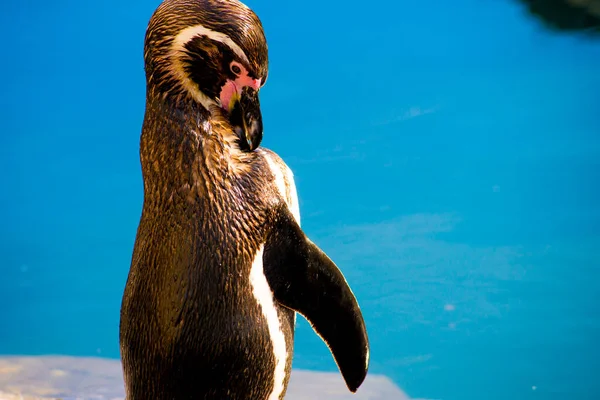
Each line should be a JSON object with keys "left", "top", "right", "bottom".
{"left": 1, "top": 1, "right": 599, "bottom": 399}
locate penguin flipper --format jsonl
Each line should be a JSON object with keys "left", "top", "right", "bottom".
{"left": 263, "top": 207, "right": 369, "bottom": 392}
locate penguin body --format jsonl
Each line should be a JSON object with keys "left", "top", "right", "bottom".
{"left": 121, "top": 143, "right": 297, "bottom": 399}
{"left": 119, "top": 1, "right": 369, "bottom": 399}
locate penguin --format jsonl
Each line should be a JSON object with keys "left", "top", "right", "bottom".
{"left": 119, "top": 1, "right": 370, "bottom": 399}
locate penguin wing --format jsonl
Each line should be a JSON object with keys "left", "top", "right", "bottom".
{"left": 263, "top": 207, "right": 369, "bottom": 392}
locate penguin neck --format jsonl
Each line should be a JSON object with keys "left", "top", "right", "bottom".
{"left": 140, "top": 95, "right": 250, "bottom": 208}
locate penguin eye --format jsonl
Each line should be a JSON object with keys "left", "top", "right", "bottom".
{"left": 231, "top": 63, "right": 242, "bottom": 75}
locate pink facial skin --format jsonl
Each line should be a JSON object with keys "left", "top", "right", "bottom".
{"left": 219, "top": 61, "right": 262, "bottom": 111}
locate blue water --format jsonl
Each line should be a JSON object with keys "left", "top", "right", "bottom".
{"left": 2, "top": 1, "right": 599, "bottom": 399}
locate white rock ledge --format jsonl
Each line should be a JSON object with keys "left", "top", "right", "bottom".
{"left": 0, "top": 356, "right": 408, "bottom": 400}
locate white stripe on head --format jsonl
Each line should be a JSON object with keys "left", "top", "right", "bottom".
{"left": 174, "top": 24, "right": 250, "bottom": 64}
{"left": 250, "top": 245, "right": 288, "bottom": 400}
{"left": 168, "top": 23, "right": 250, "bottom": 109}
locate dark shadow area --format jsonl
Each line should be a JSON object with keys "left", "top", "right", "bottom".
{"left": 516, "top": 0, "right": 600, "bottom": 35}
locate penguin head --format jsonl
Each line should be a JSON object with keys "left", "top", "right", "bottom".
{"left": 145, "top": 0, "right": 268, "bottom": 151}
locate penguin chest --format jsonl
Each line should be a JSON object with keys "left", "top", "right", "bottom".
{"left": 173, "top": 257, "right": 295, "bottom": 400}
{"left": 246, "top": 245, "right": 296, "bottom": 399}
{"left": 183, "top": 241, "right": 296, "bottom": 399}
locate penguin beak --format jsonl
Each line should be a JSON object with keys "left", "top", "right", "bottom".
{"left": 228, "top": 87, "right": 263, "bottom": 151}
{"left": 220, "top": 76, "right": 263, "bottom": 152}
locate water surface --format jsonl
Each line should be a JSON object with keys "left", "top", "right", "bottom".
{"left": 1, "top": 1, "right": 599, "bottom": 399}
